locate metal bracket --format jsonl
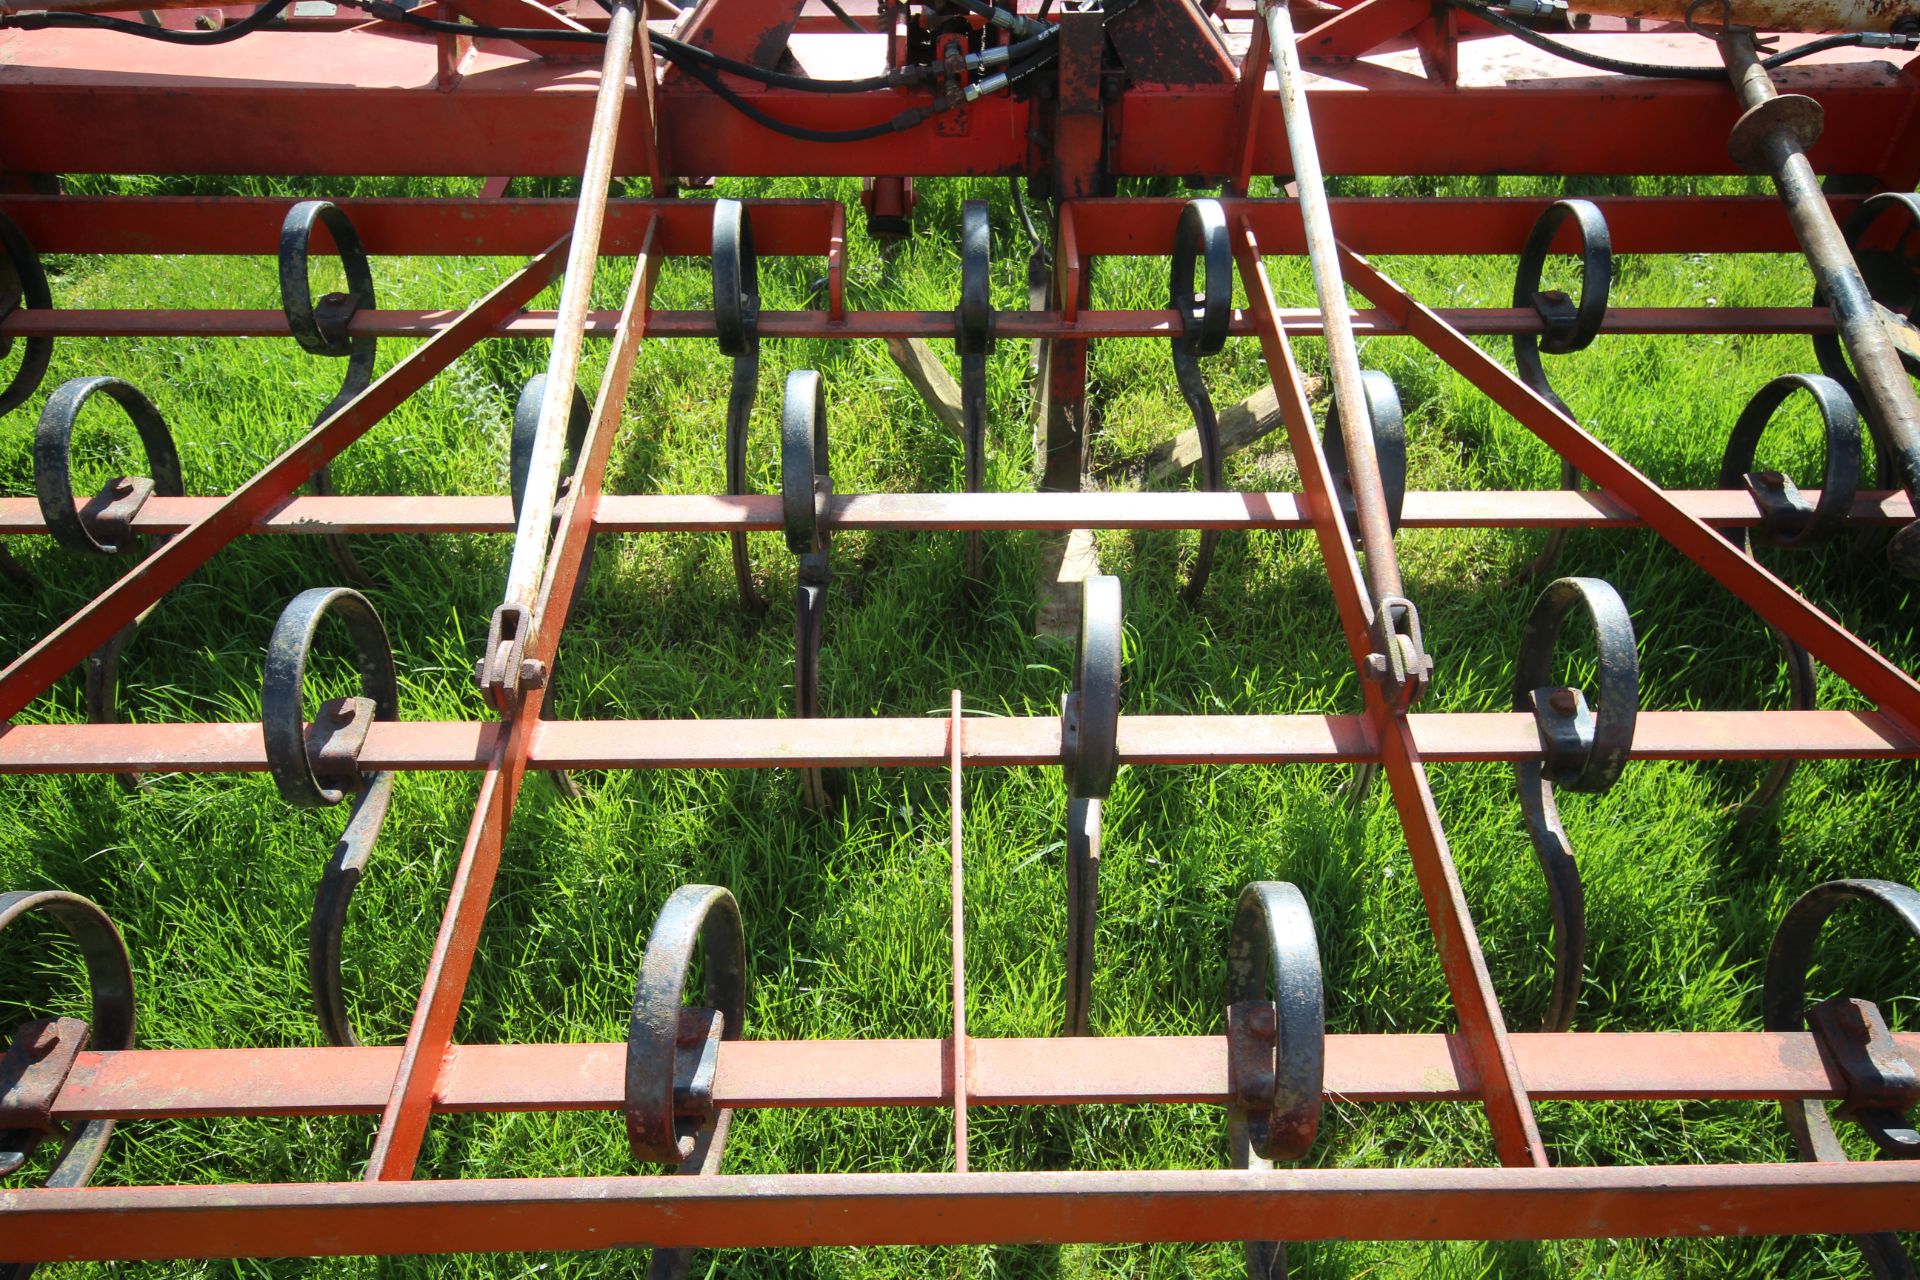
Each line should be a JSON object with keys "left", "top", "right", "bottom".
{"left": 1363, "top": 595, "right": 1433, "bottom": 710}
{"left": 1807, "top": 996, "right": 1920, "bottom": 1158}
{"left": 1718, "top": 372, "right": 1861, "bottom": 550}
{"left": 1528, "top": 685, "right": 1594, "bottom": 782}
{"left": 79, "top": 475, "right": 155, "bottom": 552}
{"left": 477, "top": 601, "right": 532, "bottom": 715}
{"left": 305, "top": 695, "right": 377, "bottom": 794}
{"left": 0, "top": 1016, "right": 88, "bottom": 1175}
{"left": 1226, "top": 999, "right": 1278, "bottom": 1113}
{"left": 671, "top": 1006, "right": 723, "bottom": 1123}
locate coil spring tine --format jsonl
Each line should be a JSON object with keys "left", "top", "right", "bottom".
{"left": 0, "top": 211, "right": 54, "bottom": 419}
{"left": 1061, "top": 574, "right": 1121, "bottom": 1036}
{"left": 1712, "top": 373, "right": 1859, "bottom": 818}
{"left": 782, "top": 370, "right": 842, "bottom": 808}
{"left": 958, "top": 201, "right": 993, "bottom": 581}
{"left": 280, "top": 201, "right": 380, "bottom": 590}
{"left": 34, "top": 376, "right": 184, "bottom": 792}
{"left": 1511, "top": 576, "right": 1638, "bottom": 1031}
{"left": 625, "top": 883, "right": 746, "bottom": 1164}
{"left": 262, "top": 586, "right": 400, "bottom": 1047}
{"left": 714, "top": 199, "right": 769, "bottom": 614}
{"left": 1225, "top": 881, "right": 1325, "bottom": 1275}
{"left": 1170, "top": 199, "right": 1231, "bottom": 603}
{"left": 1324, "top": 368, "right": 1407, "bottom": 811}
{"left": 0, "top": 890, "right": 135, "bottom": 1280}
{"left": 626, "top": 883, "right": 745, "bottom": 1277}
{"left": 1512, "top": 199, "right": 1611, "bottom": 583}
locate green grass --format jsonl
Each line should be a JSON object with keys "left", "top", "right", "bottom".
{"left": 1, "top": 172, "right": 1918, "bottom": 1277}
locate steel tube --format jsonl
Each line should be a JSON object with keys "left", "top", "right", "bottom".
{"left": 45, "top": 1031, "right": 1920, "bottom": 1120}
{"left": 364, "top": 227, "right": 658, "bottom": 1183}
{"left": 0, "top": 195, "right": 1855, "bottom": 259}
{"left": 0, "top": 709, "right": 1910, "bottom": 775}
{"left": 1721, "top": 31, "right": 1920, "bottom": 570}
{"left": 499, "top": 0, "right": 637, "bottom": 621}
{"left": 3, "top": 488, "right": 1911, "bottom": 537}
{"left": 1259, "top": 0, "right": 1406, "bottom": 611}
{"left": 0, "top": 305, "right": 1848, "bottom": 342}
{"left": 4, "top": 1164, "right": 1919, "bottom": 1259}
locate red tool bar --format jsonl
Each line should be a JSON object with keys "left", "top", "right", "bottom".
{"left": 1, "top": 31, "right": 1908, "bottom": 178}
{"left": 0, "top": 711, "right": 1909, "bottom": 775}
{"left": 0, "top": 305, "right": 1843, "bottom": 342}
{"left": 4, "top": 1164, "right": 1918, "bottom": 1259}
{"left": 1060, "top": 194, "right": 1862, "bottom": 257}
{"left": 0, "top": 196, "right": 838, "bottom": 258}
{"left": 0, "top": 194, "right": 1859, "bottom": 257}
{"left": 2, "top": 490, "right": 1910, "bottom": 537}
{"left": 47, "top": 1031, "right": 1920, "bottom": 1120}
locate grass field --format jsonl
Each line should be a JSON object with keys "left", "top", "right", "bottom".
{"left": 1, "top": 170, "right": 1918, "bottom": 1278}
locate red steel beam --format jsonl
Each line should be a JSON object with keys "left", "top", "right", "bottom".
{"left": 3, "top": 490, "right": 1911, "bottom": 537}
{"left": 0, "top": 195, "right": 837, "bottom": 257}
{"left": 1060, "top": 194, "right": 1864, "bottom": 257}
{"left": 1338, "top": 246, "right": 1920, "bottom": 735}
{"left": 2, "top": 30, "right": 1909, "bottom": 178}
{"left": 0, "top": 194, "right": 1855, "bottom": 257}
{"left": 48, "top": 1031, "right": 1920, "bottom": 1120}
{"left": 0, "top": 240, "right": 572, "bottom": 722}
{"left": 1235, "top": 217, "right": 1546, "bottom": 1167}
{"left": 0, "top": 710, "right": 1910, "bottom": 775}
{"left": 362, "top": 223, "right": 661, "bottom": 1182}
{"left": 0, "top": 305, "right": 1850, "bottom": 342}
{"left": 3, "top": 1164, "right": 1919, "bottom": 1259}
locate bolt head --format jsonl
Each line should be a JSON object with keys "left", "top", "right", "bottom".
{"left": 1548, "top": 688, "right": 1579, "bottom": 716}
{"left": 1248, "top": 1004, "right": 1277, "bottom": 1038}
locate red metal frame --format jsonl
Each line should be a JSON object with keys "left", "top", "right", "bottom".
{"left": 2, "top": 0, "right": 1919, "bottom": 1264}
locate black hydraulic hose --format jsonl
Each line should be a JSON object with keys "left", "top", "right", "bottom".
{"left": 4, "top": 0, "right": 294, "bottom": 44}
{"left": 1441, "top": 0, "right": 1916, "bottom": 81}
